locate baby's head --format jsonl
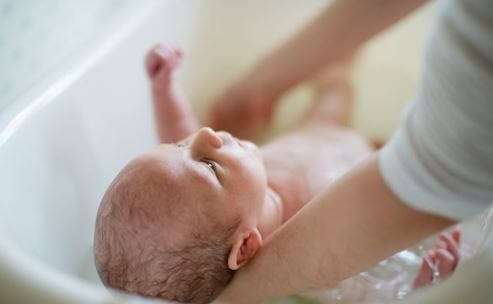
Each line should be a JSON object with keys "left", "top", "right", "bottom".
{"left": 94, "top": 127, "right": 270, "bottom": 303}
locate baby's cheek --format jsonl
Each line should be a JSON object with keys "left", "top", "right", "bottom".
{"left": 246, "top": 167, "right": 268, "bottom": 202}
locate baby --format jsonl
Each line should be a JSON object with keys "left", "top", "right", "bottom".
{"left": 93, "top": 45, "right": 461, "bottom": 304}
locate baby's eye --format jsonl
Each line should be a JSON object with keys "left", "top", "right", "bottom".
{"left": 176, "top": 143, "right": 185, "bottom": 148}
{"left": 202, "top": 159, "right": 217, "bottom": 172}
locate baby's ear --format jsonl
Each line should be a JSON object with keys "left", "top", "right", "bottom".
{"left": 227, "top": 228, "right": 262, "bottom": 270}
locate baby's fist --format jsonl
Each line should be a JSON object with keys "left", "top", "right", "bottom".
{"left": 413, "top": 228, "right": 461, "bottom": 289}
{"left": 145, "top": 44, "right": 183, "bottom": 88}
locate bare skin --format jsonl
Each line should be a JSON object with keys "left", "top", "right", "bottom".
{"left": 147, "top": 44, "right": 372, "bottom": 228}
{"left": 210, "top": 0, "right": 430, "bottom": 139}
{"left": 413, "top": 229, "right": 461, "bottom": 289}
{"left": 146, "top": 45, "right": 198, "bottom": 143}
{"left": 205, "top": 1, "right": 460, "bottom": 302}
{"left": 146, "top": 44, "right": 459, "bottom": 298}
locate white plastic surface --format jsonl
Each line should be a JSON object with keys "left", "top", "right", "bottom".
{"left": 0, "top": 1, "right": 491, "bottom": 303}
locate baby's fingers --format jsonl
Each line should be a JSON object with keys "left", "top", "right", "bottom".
{"left": 146, "top": 47, "right": 163, "bottom": 78}
{"left": 438, "top": 231, "right": 460, "bottom": 262}
{"left": 452, "top": 228, "right": 461, "bottom": 244}
{"left": 436, "top": 248, "right": 456, "bottom": 276}
{"left": 413, "top": 250, "right": 436, "bottom": 288}
{"left": 145, "top": 45, "right": 183, "bottom": 79}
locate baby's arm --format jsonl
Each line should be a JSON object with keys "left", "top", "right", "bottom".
{"left": 145, "top": 45, "right": 198, "bottom": 143}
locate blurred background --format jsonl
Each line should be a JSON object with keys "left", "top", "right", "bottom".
{"left": 0, "top": 0, "right": 139, "bottom": 111}
{"left": 0, "top": 0, "right": 438, "bottom": 141}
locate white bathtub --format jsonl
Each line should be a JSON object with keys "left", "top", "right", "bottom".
{"left": 1, "top": 1, "right": 492, "bottom": 303}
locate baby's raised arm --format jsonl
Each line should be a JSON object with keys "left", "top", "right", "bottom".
{"left": 145, "top": 45, "right": 198, "bottom": 143}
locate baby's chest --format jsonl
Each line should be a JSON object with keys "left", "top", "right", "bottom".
{"left": 262, "top": 130, "right": 371, "bottom": 196}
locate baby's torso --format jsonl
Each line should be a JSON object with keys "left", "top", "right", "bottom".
{"left": 261, "top": 123, "right": 372, "bottom": 220}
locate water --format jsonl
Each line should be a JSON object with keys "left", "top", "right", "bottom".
{"left": 270, "top": 207, "right": 492, "bottom": 304}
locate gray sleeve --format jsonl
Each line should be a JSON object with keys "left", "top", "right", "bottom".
{"left": 378, "top": 0, "right": 493, "bottom": 220}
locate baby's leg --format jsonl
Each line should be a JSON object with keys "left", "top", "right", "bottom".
{"left": 413, "top": 229, "right": 461, "bottom": 289}
{"left": 302, "top": 61, "right": 385, "bottom": 150}
{"left": 146, "top": 45, "right": 199, "bottom": 143}
{"left": 302, "top": 60, "right": 354, "bottom": 127}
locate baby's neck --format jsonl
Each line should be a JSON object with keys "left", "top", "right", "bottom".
{"left": 257, "top": 187, "right": 284, "bottom": 238}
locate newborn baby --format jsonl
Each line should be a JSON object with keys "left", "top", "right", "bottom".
{"left": 94, "top": 45, "right": 461, "bottom": 303}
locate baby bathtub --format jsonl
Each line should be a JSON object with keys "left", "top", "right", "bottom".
{"left": 0, "top": 0, "right": 492, "bottom": 303}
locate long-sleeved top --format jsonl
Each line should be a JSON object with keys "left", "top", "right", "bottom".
{"left": 379, "top": 0, "right": 493, "bottom": 220}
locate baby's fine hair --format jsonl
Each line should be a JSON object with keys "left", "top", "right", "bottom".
{"left": 93, "top": 159, "right": 241, "bottom": 304}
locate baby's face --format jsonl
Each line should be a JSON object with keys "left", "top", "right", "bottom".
{"left": 144, "top": 127, "right": 267, "bottom": 225}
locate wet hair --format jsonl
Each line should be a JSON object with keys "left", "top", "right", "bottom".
{"left": 93, "top": 158, "right": 241, "bottom": 304}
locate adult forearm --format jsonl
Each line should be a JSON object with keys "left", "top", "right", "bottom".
{"left": 249, "top": 0, "right": 429, "bottom": 97}
{"left": 218, "top": 155, "right": 454, "bottom": 303}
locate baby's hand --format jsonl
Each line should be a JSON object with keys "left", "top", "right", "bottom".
{"left": 413, "top": 228, "right": 461, "bottom": 289}
{"left": 145, "top": 44, "right": 183, "bottom": 89}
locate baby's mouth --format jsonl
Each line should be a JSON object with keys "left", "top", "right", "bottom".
{"left": 237, "top": 138, "right": 259, "bottom": 152}
{"left": 219, "top": 130, "right": 258, "bottom": 152}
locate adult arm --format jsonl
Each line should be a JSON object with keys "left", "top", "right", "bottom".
{"left": 247, "top": 0, "right": 430, "bottom": 97}
{"left": 218, "top": 0, "right": 493, "bottom": 301}
{"left": 211, "top": 0, "right": 430, "bottom": 137}
{"left": 217, "top": 155, "right": 455, "bottom": 303}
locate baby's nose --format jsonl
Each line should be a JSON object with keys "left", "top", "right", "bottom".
{"left": 193, "top": 127, "right": 223, "bottom": 150}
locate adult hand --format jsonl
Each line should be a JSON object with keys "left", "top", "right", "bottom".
{"left": 209, "top": 78, "right": 279, "bottom": 140}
